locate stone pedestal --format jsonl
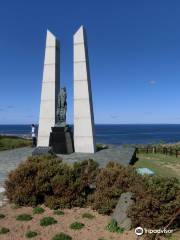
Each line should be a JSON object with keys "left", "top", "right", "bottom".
{"left": 49, "top": 126, "right": 74, "bottom": 154}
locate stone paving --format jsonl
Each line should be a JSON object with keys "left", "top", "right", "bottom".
{"left": 0, "top": 147, "right": 34, "bottom": 187}
{"left": 58, "top": 145, "right": 135, "bottom": 168}
{"left": 0, "top": 147, "right": 34, "bottom": 206}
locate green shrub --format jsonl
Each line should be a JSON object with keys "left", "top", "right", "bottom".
{"left": 128, "top": 176, "right": 180, "bottom": 230}
{"left": 96, "top": 144, "right": 108, "bottom": 151}
{"left": 0, "top": 227, "right": 10, "bottom": 234}
{"left": 25, "top": 231, "right": 38, "bottom": 238}
{"left": 5, "top": 152, "right": 180, "bottom": 233}
{"left": 82, "top": 212, "right": 95, "bottom": 219}
{"left": 0, "top": 213, "right": 5, "bottom": 219}
{"left": 33, "top": 206, "right": 45, "bottom": 214}
{"left": 89, "top": 161, "right": 180, "bottom": 232}
{"left": 53, "top": 210, "right": 64, "bottom": 215}
{"left": 88, "top": 162, "right": 139, "bottom": 214}
{"left": 70, "top": 222, "right": 85, "bottom": 230}
{"left": 40, "top": 217, "right": 57, "bottom": 226}
{"left": 5, "top": 154, "right": 62, "bottom": 206}
{"left": 16, "top": 214, "right": 32, "bottom": 221}
{"left": 5, "top": 155, "right": 98, "bottom": 209}
{"left": 52, "top": 233, "right": 72, "bottom": 240}
{"left": 106, "top": 219, "right": 124, "bottom": 233}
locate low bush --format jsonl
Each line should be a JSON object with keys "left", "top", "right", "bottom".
{"left": 16, "top": 214, "right": 32, "bottom": 221}
{"left": 128, "top": 176, "right": 180, "bottom": 230}
{"left": 5, "top": 155, "right": 98, "bottom": 209}
{"left": 88, "top": 162, "right": 139, "bottom": 214}
{"left": 52, "top": 233, "right": 72, "bottom": 240}
{"left": 0, "top": 227, "right": 10, "bottom": 234}
{"left": 70, "top": 222, "right": 85, "bottom": 230}
{"left": 89, "top": 161, "right": 180, "bottom": 232}
{"left": 53, "top": 210, "right": 64, "bottom": 215}
{"left": 5, "top": 155, "right": 62, "bottom": 206}
{"left": 40, "top": 217, "right": 57, "bottom": 226}
{"left": 106, "top": 219, "right": 124, "bottom": 233}
{"left": 33, "top": 206, "right": 45, "bottom": 214}
{"left": 5, "top": 154, "right": 180, "bottom": 233}
{"left": 25, "top": 231, "right": 38, "bottom": 238}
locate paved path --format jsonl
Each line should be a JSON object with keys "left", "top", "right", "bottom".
{"left": 0, "top": 147, "right": 34, "bottom": 187}
{"left": 0, "top": 147, "right": 34, "bottom": 206}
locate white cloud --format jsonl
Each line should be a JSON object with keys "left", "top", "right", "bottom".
{"left": 149, "top": 80, "right": 156, "bottom": 85}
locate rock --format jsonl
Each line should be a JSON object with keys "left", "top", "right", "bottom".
{"left": 32, "top": 147, "right": 53, "bottom": 156}
{"left": 112, "top": 192, "right": 135, "bottom": 230}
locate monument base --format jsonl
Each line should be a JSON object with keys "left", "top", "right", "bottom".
{"left": 32, "top": 147, "right": 53, "bottom": 156}
{"left": 49, "top": 125, "right": 74, "bottom": 154}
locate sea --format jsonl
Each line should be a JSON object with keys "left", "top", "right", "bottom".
{"left": 1, "top": 124, "right": 180, "bottom": 145}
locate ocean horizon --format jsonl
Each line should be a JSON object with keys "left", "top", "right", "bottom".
{"left": 1, "top": 124, "right": 180, "bottom": 145}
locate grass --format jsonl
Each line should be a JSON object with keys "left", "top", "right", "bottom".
{"left": 0, "top": 227, "right": 10, "bottom": 234}
{"left": 53, "top": 210, "right": 64, "bottom": 216}
{"left": 82, "top": 212, "right": 95, "bottom": 219}
{"left": 106, "top": 219, "right": 124, "bottom": 234}
{"left": 52, "top": 233, "right": 72, "bottom": 240}
{"left": 0, "top": 135, "right": 31, "bottom": 151}
{"left": 40, "top": 217, "right": 57, "bottom": 227}
{"left": 70, "top": 222, "right": 85, "bottom": 230}
{"left": 25, "top": 231, "right": 38, "bottom": 238}
{"left": 96, "top": 143, "right": 108, "bottom": 151}
{"left": 0, "top": 213, "right": 5, "bottom": 219}
{"left": 135, "top": 152, "right": 180, "bottom": 181}
{"left": 16, "top": 214, "right": 33, "bottom": 221}
{"left": 33, "top": 206, "right": 45, "bottom": 214}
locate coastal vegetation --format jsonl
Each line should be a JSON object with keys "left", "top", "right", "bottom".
{"left": 0, "top": 135, "right": 31, "bottom": 151}
{"left": 69, "top": 222, "right": 85, "bottom": 230}
{"left": 135, "top": 152, "right": 180, "bottom": 180}
{"left": 135, "top": 143, "right": 180, "bottom": 181}
{"left": 25, "top": 231, "right": 38, "bottom": 238}
{"left": 106, "top": 219, "right": 124, "bottom": 233}
{"left": 4, "top": 154, "right": 180, "bottom": 240}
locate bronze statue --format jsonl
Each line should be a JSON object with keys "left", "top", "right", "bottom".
{"left": 56, "top": 87, "right": 67, "bottom": 127}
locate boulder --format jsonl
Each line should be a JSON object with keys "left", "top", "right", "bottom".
{"left": 112, "top": 192, "right": 134, "bottom": 230}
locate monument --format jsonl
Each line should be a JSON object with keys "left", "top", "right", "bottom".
{"left": 73, "top": 26, "right": 96, "bottom": 153}
{"left": 37, "top": 26, "right": 96, "bottom": 154}
{"left": 37, "top": 30, "right": 60, "bottom": 147}
{"left": 49, "top": 87, "right": 74, "bottom": 154}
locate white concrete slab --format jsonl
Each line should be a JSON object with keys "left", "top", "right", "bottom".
{"left": 38, "top": 30, "right": 60, "bottom": 146}
{"left": 73, "top": 26, "right": 96, "bottom": 153}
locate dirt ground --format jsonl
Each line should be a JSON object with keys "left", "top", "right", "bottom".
{"left": 0, "top": 204, "right": 137, "bottom": 240}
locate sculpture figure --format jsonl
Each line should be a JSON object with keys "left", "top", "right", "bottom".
{"left": 56, "top": 87, "right": 67, "bottom": 127}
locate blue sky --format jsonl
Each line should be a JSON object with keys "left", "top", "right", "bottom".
{"left": 0, "top": 0, "right": 180, "bottom": 124}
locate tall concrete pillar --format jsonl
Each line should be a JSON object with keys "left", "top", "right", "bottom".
{"left": 73, "top": 26, "right": 96, "bottom": 153}
{"left": 38, "top": 30, "right": 60, "bottom": 146}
